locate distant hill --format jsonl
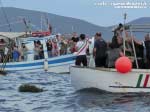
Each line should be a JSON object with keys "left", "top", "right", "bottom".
{"left": 0, "top": 7, "right": 111, "bottom": 39}
{"left": 128, "top": 17, "right": 150, "bottom": 24}
{"left": 0, "top": 7, "right": 150, "bottom": 40}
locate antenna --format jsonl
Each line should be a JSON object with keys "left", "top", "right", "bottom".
{"left": 123, "top": 13, "right": 127, "bottom": 55}
{"left": 41, "top": 14, "right": 43, "bottom": 31}
{"left": 124, "top": 13, "right": 127, "bottom": 22}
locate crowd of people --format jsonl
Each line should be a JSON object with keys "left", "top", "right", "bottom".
{"left": 0, "top": 33, "right": 83, "bottom": 62}
{"left": 0, "top": 42, "right": 28, "bottom": 63}
{"left": 74, "top": 23, "right": 150, "bottom": 69}
{"left": 1, "top": 24, "right": 150, "bottom": 69}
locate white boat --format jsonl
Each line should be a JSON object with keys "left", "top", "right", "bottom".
{"left": 70, "top": 66, "right": 150, "bottom": 93}
{"left": 0, "top": 34, "right": 76, "bottom": 73}
{"left": 70, "top": 20, "right": 150, "bottom": 93}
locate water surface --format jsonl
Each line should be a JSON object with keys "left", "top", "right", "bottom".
{"left": 0, "top": 71, "right": 150, "bottom": 112}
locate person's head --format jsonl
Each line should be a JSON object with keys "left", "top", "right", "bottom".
{"left": 1, "top": 39, "right": 4, "bottom": 42}
{"left": 52, "top": 38, "right": 57, "bottom": 43}
{"left": 56, "top": 33, "right": 61, "bottom": 40}
{"left": 37, "top": 40, "right": 41, "bottom": 45}
{"left": 114, "top": 23, "right": 123, "bottom": 34}
{"left": 22, "top": 43, "right": 25, "bottom": 48}
{"left": 80, "top": 34, "right": 86, "bottom": 40}
{"left": 48, "top": 40, "right": 52, "bottom": 44}
{"left": 117, "top": 23, "right": 123, "bottom": 31}
{"left": 119, "top": 23, "right": 123, "bottom": 28}
{"left": 76, "top": 37, "right": 79, "bottom": 42}
{"left": 95, "top": 32, "right": 101, "bottom": 40}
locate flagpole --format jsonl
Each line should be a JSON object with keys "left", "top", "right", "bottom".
{"left": 41, "top": 14, "right": 43, "bottom": 31}
{"left": 123, "top": 13, "right": 127, "bottom": 55}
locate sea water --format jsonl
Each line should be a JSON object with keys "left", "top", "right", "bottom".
{"left": 0, "top": 71, "right": 150, "bottom": 112}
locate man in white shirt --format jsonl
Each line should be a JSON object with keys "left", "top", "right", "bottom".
{"left": 75, "top": 34, "right": 88, "bottom": 66}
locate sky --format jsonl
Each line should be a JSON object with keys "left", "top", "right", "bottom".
{"left": 1, "top": 0, "right": 150, "bottom": 26}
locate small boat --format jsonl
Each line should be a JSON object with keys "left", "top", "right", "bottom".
{"left": 1, "top": 54, "right": 75, "bottom": 73}
{"left": 70, "top": 66, "right": 150, "bottom": 93}
{"left": 0, "top": 8, "right": 75, "bottom": 73}
{"left": 0, "top": 34, "right": 76, "bottom": 73}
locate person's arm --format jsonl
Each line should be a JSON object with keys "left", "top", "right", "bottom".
{"left": 132, "top": 36, "right": 142, "bottom": 45}
{"left": 86, "top": 46, "right": 89, "bottom": 55}
{"left": 93, "top": 41, "right": 97, "bottom": 57}
{"left": 119, "top": 51, "right": 124, "bottom": 57}
{"left": 93, "top": 48, "right": 96, "bottom": 57}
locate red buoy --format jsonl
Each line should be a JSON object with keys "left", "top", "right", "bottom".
{"left": 115, "top": 56, "right": 132, "bottom": 74}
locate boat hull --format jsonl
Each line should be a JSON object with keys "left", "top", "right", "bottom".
{"left": 70, "top": 66, "right": 150, "bottom": 93}
{"left": 0, "top": 54, "right": 76, "bottom": 73}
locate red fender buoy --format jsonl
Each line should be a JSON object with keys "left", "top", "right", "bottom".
{"left": 115, "top": 56, "right": 132, "bottom": 74}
